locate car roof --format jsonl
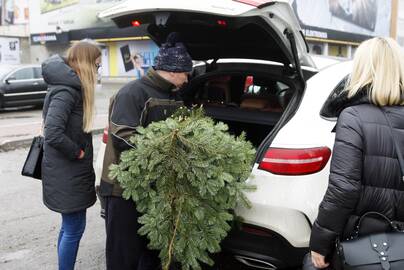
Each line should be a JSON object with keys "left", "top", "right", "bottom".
{"left": 310, "top": 55, "right": 344, "bottom": 70}
{"left": 0, "top": 64, "right": 42, "bottom": 79}
{"left": 194, "top": 58, "right": 318, "bottom": 73}
{"left": 0, "top": 64, "right": 41, "bottom": 70}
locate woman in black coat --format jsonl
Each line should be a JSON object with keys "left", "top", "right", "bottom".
{"left": 307, "top": 37, "right": 404, "bottom": 269}
{"left": 41, "top": 41, "right": 101, "bottom": 270}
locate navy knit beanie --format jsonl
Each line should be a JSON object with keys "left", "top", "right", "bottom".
{"left": 154, "top": 33, "right": 193, "bottom": 73}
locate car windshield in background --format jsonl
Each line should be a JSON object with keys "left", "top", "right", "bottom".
{"left": 0, "top": 65, "right": 17, "bottom": 79}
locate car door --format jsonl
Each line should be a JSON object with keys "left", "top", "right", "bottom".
{"left": 2, "top": 67, "right": 46, "bottom": 107}
{"left": 33, "top": 66, "right": 48, "bottom": 100}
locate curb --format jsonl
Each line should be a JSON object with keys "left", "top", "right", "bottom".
{"left": 0, "top": 128, "right": 104, "bottom": 152}
{"left": 100, "top": 77, "right": 133, "bottom": 84}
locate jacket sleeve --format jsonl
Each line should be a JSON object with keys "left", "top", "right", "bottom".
{"left": 109, "top": 89, "right": 142, "bottom": 152}
{"left": 44, "top": 89, "right": 81, "bottom": 160}
{"left": 310, "top": 107, "right": 363, "bottom": 256}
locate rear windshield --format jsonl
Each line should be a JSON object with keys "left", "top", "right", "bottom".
{"left": 320, "top": 76, "right": 348, "bottom": 119}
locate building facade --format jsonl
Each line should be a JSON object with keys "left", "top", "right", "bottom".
{"left": 29, "top": 0, "right": 158, "bottom": 78}
{"left": 291, "top": 0, "right": 398, "bottom": 59}
{"left": 0, "top": 0, "right": 30, "bottom": 65}
{"left": 27, "top": 0, "right": 401, "bottom": 75}
{"left": 396, "top": 0, "right": 404, "bottom": 46}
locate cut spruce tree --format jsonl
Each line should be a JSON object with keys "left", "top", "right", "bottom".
{"left": 109, "top": 107, "right": 256, "bottom": 270}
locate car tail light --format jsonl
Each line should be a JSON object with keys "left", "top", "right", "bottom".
{"left": 131, "top": 20, "right": 141, "bottom": 27}
{"left": 233, "top": 0, "right": 271, "bottom": 7}
{"left": 102, "top": 126, "right": 108, "bottom": 144}
{"left": 217, "top": 19, "right": 227, "bottom": 27}
{"left": 244, "top": 76, "right": 254, "bottom": 92}
{"left": 259, "top": 147, "right": 331, "bottom": 175}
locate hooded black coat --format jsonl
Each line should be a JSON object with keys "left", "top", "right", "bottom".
{"left": 310, "top": 92, "right": 404, "bottom": 257}
{"left": 41, "top": 55, "right": 96, "bottom": 214}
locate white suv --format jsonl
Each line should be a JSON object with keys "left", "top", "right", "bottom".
{"left": 96, "top": 1, "right": 351, "bottom": 269}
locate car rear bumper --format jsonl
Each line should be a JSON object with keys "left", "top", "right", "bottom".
{"left": 222, "top": 223, "right": 308, "bottom": 269}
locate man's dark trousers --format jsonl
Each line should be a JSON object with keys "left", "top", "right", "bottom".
{"left": 104, "top": 196, "right": 160, "bottom": 270}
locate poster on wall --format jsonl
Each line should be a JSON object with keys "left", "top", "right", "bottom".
{"left": 0, "top": 37, "right": 20, "bottom": 64}
{"left": 116, "top": 40, "right": 159, "bottom": 78}
{"left": 0, "top": 0, "right": 29, "bottom": 25}
{"left": 120, "top": 45, "right": 133, "bottom": 72}
{"left": 40, "top": 0, "right": 79, "bottom": 14}
{"left": 13, "top": 0, "right": 29, "bottom": 24}
{"left": 30, "top": 0, "right": 124, "bottom": 34}
{"left": 291, "top": 0, "right": 391, "bottom": 41}
{"left": 4, "top": 0, "right": 14, "bottom": 24}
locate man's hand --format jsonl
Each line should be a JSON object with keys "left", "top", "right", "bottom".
{"left": 311, "top": 251, "right": 330, "bottom": 269}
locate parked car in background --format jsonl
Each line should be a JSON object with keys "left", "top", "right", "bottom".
{"left": 0, "top": 64, "right": 47, "bottom": 109}
{"left": 95, "top": 1, "right": 351, "bottom": 269}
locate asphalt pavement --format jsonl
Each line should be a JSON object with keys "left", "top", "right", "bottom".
{"left": 0, "top": 135, "right": 106, "bottom": 270}
{"left": 0, "top": 83, "right": 122, "bottom": 269}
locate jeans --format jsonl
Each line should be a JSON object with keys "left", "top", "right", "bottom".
{"left": 57, "top": 210, "right": 86, "bottom": 270}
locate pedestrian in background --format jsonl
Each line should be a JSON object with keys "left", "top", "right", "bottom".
{"left": 304, "top": 37, "right": 404, "bottom": 269}
{"left": 99, "top": 32, "right": 192, "bottom": 270}
{"left": 41, "top": 40, "right": 101, "bottom": 270}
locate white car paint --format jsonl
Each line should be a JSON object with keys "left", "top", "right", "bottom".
{"left": 94, "top": 60, "right": 352, "bottom": 249}
{"left": 93, "top": 1, "right": 354, "bottom": 267}
{"left": 237, "top": 61, "right": 353, "bottom": 248}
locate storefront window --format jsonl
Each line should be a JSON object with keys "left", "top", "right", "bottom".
{"left": 309, "top": 42, "right": 324, "bottom": 55}
{"left": 328, "top": 44, "right": 348, "bottom": 58}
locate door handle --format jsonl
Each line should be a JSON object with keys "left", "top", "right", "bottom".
{"left": 33, "top": 82, "right": 39, "bottom": 85}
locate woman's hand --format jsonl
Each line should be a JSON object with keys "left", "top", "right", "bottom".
{"left": 78, "top": 149, "right": 85, "bottom": 159}
{"left": 311, "top": 251, "right": 330, "bottom": 269}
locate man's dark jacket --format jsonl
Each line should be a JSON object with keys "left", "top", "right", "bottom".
{"left": 41, "top": 55, "right": 96, "bottom": 213}
{"left": 310, "top": 93, "right": 404, "bottom": 256}
{"left": 99, "top": 68, "right": 183, "bottom": 197}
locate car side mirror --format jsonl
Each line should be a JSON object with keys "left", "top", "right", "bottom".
{"left": 5, "top": 76, "right": 16, "bottom": 84}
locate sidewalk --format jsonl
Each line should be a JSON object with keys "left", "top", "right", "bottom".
{"left": 0, "top": 81, "right": 125, "bottom": 152}
{"left": 0, "top": 114, "right": 108, "bottom": 152}
{"left": 101, "top": 76, "right": 133, "bottom": 84}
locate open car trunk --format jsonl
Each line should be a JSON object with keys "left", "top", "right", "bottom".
{"left": 183, "top": 61, "right": 307, "bottom": 148}
{"left": 99, "top": 0, "right": 317, "bottom": 160}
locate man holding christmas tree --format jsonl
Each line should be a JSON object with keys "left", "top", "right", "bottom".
{"left": 99, "top": 33, "right": 193, "bottom": 270}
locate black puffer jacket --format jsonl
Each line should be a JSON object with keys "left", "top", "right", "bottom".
{"left": 41, "top": 55, "right": 96, "bottom": 214}
{"left": 310, "top": 95, "right": 404, "bottom": 257}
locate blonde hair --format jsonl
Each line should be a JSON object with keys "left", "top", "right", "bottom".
{"left": 66, "top": 41, "right": 101, "bottom": 132}
{"left": 346, "top": 37, "right": 404, "bottom": 106}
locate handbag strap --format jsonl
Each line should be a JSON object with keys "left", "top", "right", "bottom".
{"left": 380, "top": 107, "right": 404, "bottom": 182}
{"left": 357, "top": 212, "right": 395, "bottom": 230}
{"left": 354, "top": 212, "right": 400, "bottom": 237}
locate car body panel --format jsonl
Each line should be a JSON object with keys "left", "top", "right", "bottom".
{"left": 0, "top": 65, "right": 47, "bottom": 108}
{"left": 234, "top": 61, "right": 353, "bottom": 249}
{"left": 95, "top": 2, "right": 356, "bottom": 268}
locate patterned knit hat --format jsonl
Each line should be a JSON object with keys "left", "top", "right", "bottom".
{"left": 154, "top": 33, "right": 193, "bottom": 73}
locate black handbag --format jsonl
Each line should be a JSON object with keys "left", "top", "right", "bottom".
{"left": 336, "top": 108, "right": 404, "bottom": 270}
{"left": 336, "top": 212, "right": 404, "bottom": 270}
{"left": 21, "top": 136, "right": 44, "bottom": 180}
